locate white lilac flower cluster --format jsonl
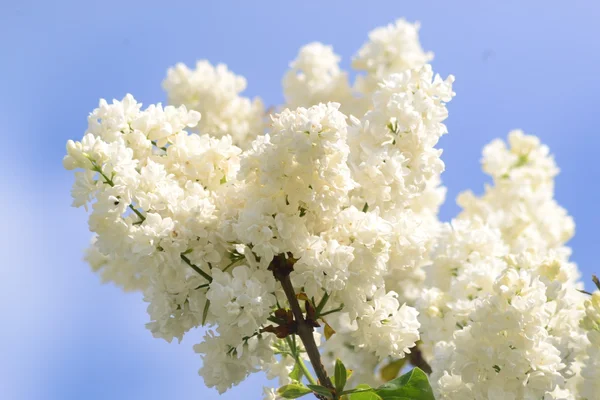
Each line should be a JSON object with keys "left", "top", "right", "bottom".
{"left": 580, "top": 291, "right": 600, "bottom": 399}
{"left": 282, "top": 43, "right": 353, "bottom": 111}
{"left": 163, "top": 61, "right": 265, "bottom": 147}
{"left": 64, "top": 18, "right": 597, "bottom": 400}
{"left": 420, "top": 131, "right": 590, "bottom": 399}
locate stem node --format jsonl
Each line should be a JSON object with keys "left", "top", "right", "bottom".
{"left": 269, "top": 254, "right": 337, "bottom": 399}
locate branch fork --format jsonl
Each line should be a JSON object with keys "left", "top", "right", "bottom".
{"left": 269, "top": 254, "right": 337, "bottom": 399}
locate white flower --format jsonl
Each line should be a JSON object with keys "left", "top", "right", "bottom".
{"left": 207, "top": 265, "right": 277, "bottom": 342}
{"left": 352, "top": 19, "right": 433, "bottom": 112}
{"left": 457, "top": 130, "right": 574, "bottom": 253}
{"left": 578, "top": 291, "right": 600, "bottom": 399}
{"left": 349, "top": 65, "right": 455, "bottom": 214}
{"left": 430, "top": 268, "right": 570, "bottom": 399}
{"left": 130, "top": 103, "right": 200, "bottom": 147}
{"left": 163, "top": 61, "right": 264, "bottom": 147}
{"left": 283, "top": 42, "right": 353, "bottom": 110}
{"left": 352, "top": 290, "right": 420, "bottom": 359}
{"left": 195, "top": 331, "right": 275, "bottom": 393}
{"left": 63, "top": 18, "right": 591, "bottom": 399}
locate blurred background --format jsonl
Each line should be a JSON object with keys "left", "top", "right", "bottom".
{"left": 1, "top": 0, "right": 599, "bottom": 399}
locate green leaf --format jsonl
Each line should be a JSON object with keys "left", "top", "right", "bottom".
{"left": 289, "top": 361, "right": 303, "bottom": 382}
{"left": 348, "top": 384, "right": 381, "bottom": 400}
{"left": 307, "top": 384, "right": 334, "bottom": 399}
{"left": 324, "top": 321, "right": 336, "bottom": 340}
{"left": 379, "top": 358, "right": 407, "bottom": 382}
{"left": 278, "top": 383, "right": 312, "bottom": 399}
{"left": 201, "top": 299, "right": 210, "bottom": 326}
{"left": 374, "top": 368, "right": 434, "bottom": 400}
{"left": 335, "top": 358, "right": 347, "bottom": 392}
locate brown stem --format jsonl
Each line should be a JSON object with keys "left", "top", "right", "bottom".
{"left": 281, "top": 275, "right": 336, "bottom": 395}
{"left": 409, "top": 343, "right": 432, "bottom": 374}
{"left": 269, "top": 254, "right": 336, "bottom": 399}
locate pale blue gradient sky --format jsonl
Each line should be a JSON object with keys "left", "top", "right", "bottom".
{"left": 1, "top": 1, "right": 599, "bottom": 399}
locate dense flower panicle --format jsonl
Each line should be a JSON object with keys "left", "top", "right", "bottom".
{"left": 349, "top": 66, "right": 455, "bottom": 215}
{"left": 430, "top": 268, "right": 572, "bottom": 399}
{"left": 457, "top": 130, "right": 575, "bottom": 253}
{"left": 579, "top": 292, "right": 600, "bottom": 399}
{"left": 241, "top": 102, "right": 354, "bottom": 221}
{"left": 206, "top": 266, "right": 277, "bottom": 342}
{"left": 163, "top": 61, "right": 265, "bottom": 147}
{"left": 581, "top": 292, "right": 600, "bottom": 333}
{"left": 64, "top": 94, "right": 248, "bottom": 344}
{"left": 85, "top": 236, "right": 148, "bottom": 291}
{"left": 417, "top": 218, "right": 509, "bottom": 346}
{"left": 231, "top": 103, "right": 356, "bottom": 269}
{"left": 352, "top": 290, "right": 421, "bottom": 359}
{"left": 195, "top": 331, "right": 276, "bottom": 394}
{"left": 352, "top": 19, "right": 434, "bottom": 112}
{"left": 418, "top": 129, "right": 588, "bottom": 399}
{"left": 283, "top": 43, "right": 353, "bottom": 110}
{"left": 64, "top": 18, "right": 593, "bottom": 400}
{"left": 280, "top": 19, "right": 434, "bottom": 117}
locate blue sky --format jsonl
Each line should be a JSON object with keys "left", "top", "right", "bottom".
{"left": 1, "top": 1, "right": 599, "bottom": 399}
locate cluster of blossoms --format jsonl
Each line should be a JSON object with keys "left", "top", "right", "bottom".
{"left": 65, "top": 17, "right": 597, "bottom": 400}
{"left": 419, "top": 131, "right": 590, "bottom": 399}
{"left": 580, "top": 290, "right": 600, "bottom": 399}
{"left": 163, "top": 61, "right": 265, "bottom": 147}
